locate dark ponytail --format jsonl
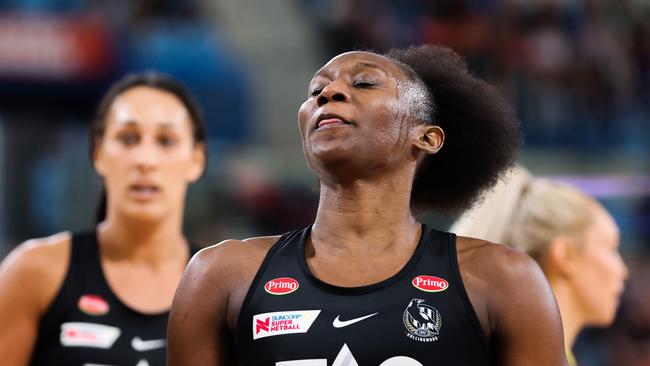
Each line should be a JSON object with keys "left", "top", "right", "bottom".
{"left": 95, "top": 189, "right": 107, "bottom": 224}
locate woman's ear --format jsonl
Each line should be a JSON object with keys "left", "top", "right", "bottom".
{"left": 187, "top": 143, "right": 206, "bottom": 183}
{"left": 547, "top": 236, "right": 578, "bottom": 278}
{"left": 412, "top": 124, "right": 444, "bottom": 155}
{"left": 93, "top": 144, "right": 107, "bottom": 178}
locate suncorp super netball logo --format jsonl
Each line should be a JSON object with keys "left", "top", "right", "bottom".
{"left": 253, "top": 310, "right": 320, "bottom": 340}
{"left": 412, "top": 275, "right": 449, "bottom": 292}
{"left": 264, "top": 277, "right": 299, "bottom": 295}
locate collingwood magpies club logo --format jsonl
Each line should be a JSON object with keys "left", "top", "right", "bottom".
{"left": 403, "top": 298, "right": 442, "bottom": 342}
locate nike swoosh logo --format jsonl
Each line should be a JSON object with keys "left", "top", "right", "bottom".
{"left": 333, "top": 312, "right": 379, "bottom": 328}
{"left": 131, "top": 337, "right": 165, "bottom": 352}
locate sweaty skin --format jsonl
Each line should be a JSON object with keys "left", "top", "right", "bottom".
{"left": 168, "top": 52, "right": 567, "bottom": 366}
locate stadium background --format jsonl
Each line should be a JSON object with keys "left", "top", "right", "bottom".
{"left": 0, "top": 0, "right": 647, "bottom": 364}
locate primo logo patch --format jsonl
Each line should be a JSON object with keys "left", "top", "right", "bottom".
{"left": 264, "top": 277, "right": 299, "bottom": 295}
{"left": 77, "top": 294, "right": 110, "bottom": 316}
{"left": 412, "top": 275, "right": 449, "bottom": 292}
{"left": 253, "top": 310, "right": 320, "bottom": 340}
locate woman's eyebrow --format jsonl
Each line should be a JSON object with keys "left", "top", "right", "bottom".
{"left": 156, "top": 122, "right": 182, "bottom": 130}
{"left": 312, "top": 61, "right": 389, "bottom": 79}
{"left": 312, "top": 68, "right": 331, "bottom": 79}
{"left": 112, "top": 120, "right": 139, "bottom": 128}
{"left": 353, "top": 62, "right": 388, "bottom": 76}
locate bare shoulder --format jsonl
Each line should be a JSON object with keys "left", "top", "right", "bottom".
{"left": 0, "top": 231, "right": 72, "bottom": 313}
{"left": 460, "top": 237, "right": 556, "bottom": 318}
{"left": 1, "top": 231, "right": 71, "bottom": 278}
{"left": 456, "top": 236, "right": 543, "bottom": 286}
{"left": 456, "top": 237, "right": 565, "bottom": 365}
{"left": 172, "top": 235, "right": 282, "bottom": 336}
{"left": 188, "top": 235, "right": 281, "bottom": 283}
{"left": 455, "top": 236, "right": 554, "bottom": 337}
{"left": 455, "top": 236, "right": 565, "bottom": 366}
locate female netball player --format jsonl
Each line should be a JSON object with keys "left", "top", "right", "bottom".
{"left": 455, "top": 174, "right": 628, "bottom": 366}
{"left": 0, "top": 72, "right": 206, "bottom": 365}
{"left": 168, "top": 45, "right": 567, "bottom": 365}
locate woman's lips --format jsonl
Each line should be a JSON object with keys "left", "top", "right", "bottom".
{"left": 129, "top": 185, "right": 160, "bottom": 201}
{"left": 317, "top": 117, "right": 346, "bottom": 129}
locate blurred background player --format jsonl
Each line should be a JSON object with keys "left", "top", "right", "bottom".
{"left": 453, "top": 167, "right": 629, "bottom": 366}
{"left": 0, "top": 72, "right": 206, "bottom": 365}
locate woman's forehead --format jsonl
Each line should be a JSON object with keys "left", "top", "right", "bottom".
{"left": 107, "top": 86, "right": 189, "bottom": 129}
{"left": 316, "top": 51, "right": 404, "bottom": 78}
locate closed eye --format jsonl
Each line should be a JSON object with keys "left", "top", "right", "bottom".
{"left": 353, "top": 81, "right": 374, "bottom": 88}
{"left": 310, "top": 88, "right": 323, "bottom": 97}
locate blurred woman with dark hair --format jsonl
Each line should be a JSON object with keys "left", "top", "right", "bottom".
{"left": 169, "top": 45, "right": 567, "bottom": 365}
{"left": 0, "top": 72, "right": 206, "bottom": 365}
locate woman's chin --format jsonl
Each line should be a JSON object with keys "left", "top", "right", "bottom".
{"left": 587, "top": 307, "right": 618, "bottom": 327}
{"left": 310, "top": 144, "right": 354, "bottom": 163}
{"left": 119, "top": 204, "right": 168, "bottom": 224}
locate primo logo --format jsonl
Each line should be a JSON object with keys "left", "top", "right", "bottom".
{"left": 264, "top": 277, "right": 299, "bottom": 295}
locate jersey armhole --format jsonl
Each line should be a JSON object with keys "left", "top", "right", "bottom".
{"left": 447, "top": 233, "right": 492, "bottom": 360}
{"left": 233, "top": 231, "right": 294, "bottom": 351}
{"left": 36, "top": 235, "right": 78, "bottom": 323}
{"left": 31, "top": 232, "right": 81, "bottom": 358}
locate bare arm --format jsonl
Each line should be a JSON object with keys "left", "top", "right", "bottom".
{"left": 168, "top": 237, "right": 277, "bottom": 366}
{"left": 167, "top": 243, "right": 233, "bottom": 365}
{"left": 488, "top": 247, "right": 567, "bottom": 365}
{"left": 0, "top": 233, "right": 70, "bottom": 366}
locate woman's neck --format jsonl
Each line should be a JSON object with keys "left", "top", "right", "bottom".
{"left": 97, "top": 212, "right": 187, "bottom": 266}
{"left": 312, "top": 174, "right": 420, "bottom": 256}
{"left": 549, "top": 278, "right": 585, "bottom": 350}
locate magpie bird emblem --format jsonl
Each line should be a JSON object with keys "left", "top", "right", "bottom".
{"left": 403, "top": 298, "right": 442, "bottom": 342}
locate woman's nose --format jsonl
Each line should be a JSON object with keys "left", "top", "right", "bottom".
{"left": 133, "top": 140, "right": 159, "bottom": 171}
{"left": 317, "top": 80, "right": 350, "bottom": 107}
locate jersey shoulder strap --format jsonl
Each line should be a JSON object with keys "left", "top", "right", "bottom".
{"left": 234, "top": 227, "right": 309, "bottom": 346}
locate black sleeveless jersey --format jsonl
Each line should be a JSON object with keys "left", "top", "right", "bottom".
{"left": 236, "top": 225, "right": 491, "bottom": 365}
{"left": 29, "top": 232, "right": 192, "bottom": 366}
